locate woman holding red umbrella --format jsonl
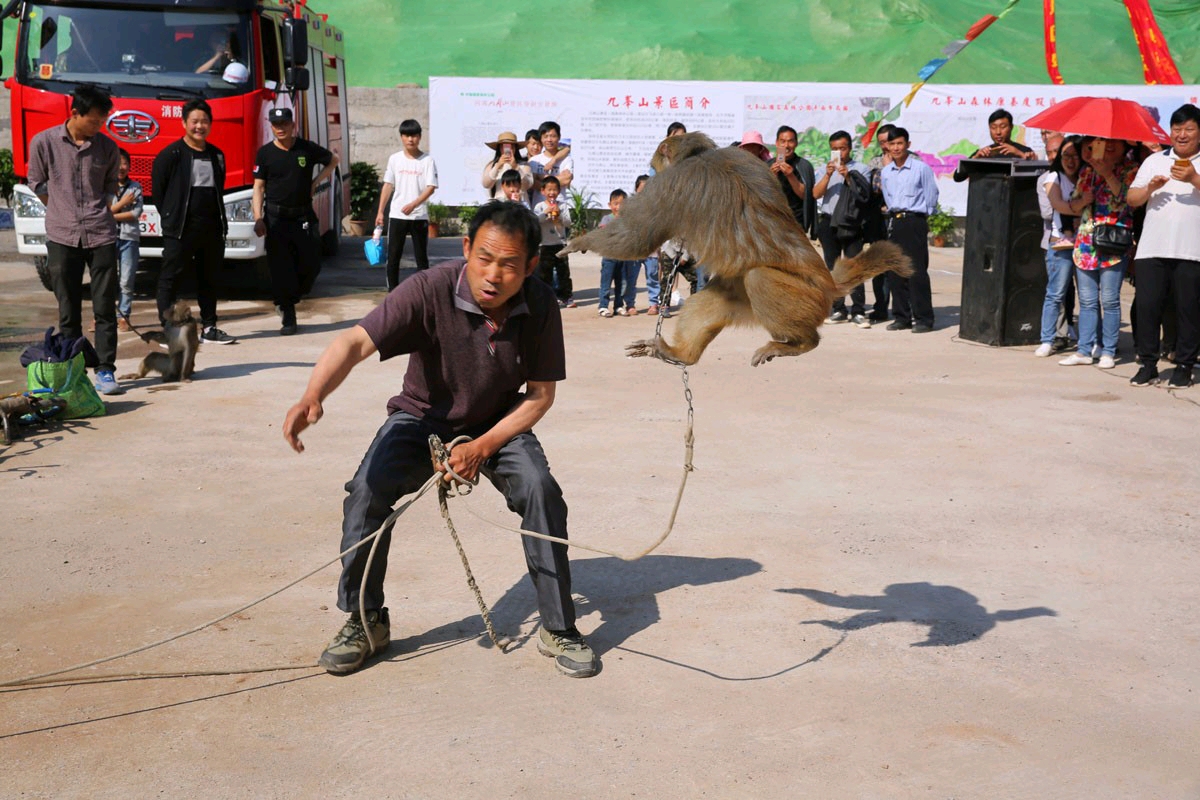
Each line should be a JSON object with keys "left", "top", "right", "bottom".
{"left": 1057, "top": 136, "right": 1138, "bottom": 370}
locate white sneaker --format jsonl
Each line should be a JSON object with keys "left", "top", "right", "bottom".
{"left": 1059, "top": 353, "right": 1094, "bottom": 366}
{"left": 1091, "top": 344, "right": 1100, "bottom": 358}
{"left": 1034, "top": 343, "right": 1053, "bottom": 358}
{"left": 1097, "top": 354, "right": 1116, "bottom": 369}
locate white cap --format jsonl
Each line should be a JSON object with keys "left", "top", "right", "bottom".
{"left": 222, "top": 61, "right": 249, "bottom": 84}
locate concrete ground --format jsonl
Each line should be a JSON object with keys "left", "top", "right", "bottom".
{"left": 1, "top": 232, "right": 1198, "bottom": 799}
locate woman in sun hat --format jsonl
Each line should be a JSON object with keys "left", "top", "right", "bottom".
{"left": 481, "top": 131, "right": 533, "bottom": 200}
{"left": 738, "top": 130, "right": 773, "bottom": 161}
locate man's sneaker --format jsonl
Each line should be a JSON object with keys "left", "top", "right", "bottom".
{"left": 852, "top": 313, "right": 871, "bottom": 329}
{"left": 1169, "top": 366, "right": 1193, "bottom": 388}
{"left": 1130, "top": 363, "right": 1159, "bottom": 387}
{"left": 868, "top": 310, "right": 889, "bottom": 323}
{"left": 616, "top": 307, "right": 628, "bottom": 316}
{"left": 886, "top": 320, "right": 912, "bottom": 331}
{"left": 201, "top": 326, "right": 237, "bottom": 345}
{"left": 598, "top": 308, "right": 612, "bottom": 318}
{"left": 538, "top": 626, "right": 598, "bottom": 678}
{"left": 318, "top": 608, "right": 390, "bottom": 674}
{"left": 278, "top": 304, "right": 298, "bottom": 336}
{"left": 826, "top": 310, "right": 849, "bottom": 324}
{"left": 1034, "top": 343, "right": 1053, "bottom": 358}
{"left": 1059, "top": 353, "right": 1094, "bottom": 366}
{"left": 94, "top": 370, "right": 125, "bottom": 396}
{"left": 1097, "top": 354, "right": 1116, "bottom": 370}
{"left": 912, "top": 322, "right": 934, "bottom": 334}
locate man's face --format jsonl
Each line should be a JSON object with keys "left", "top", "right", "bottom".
{"left": 401, "top": 133, "right": 421, "bottom": 151}
{"left": 609, "top": 195, "right": 624, "bottom": 215}
{"left": 183, "top": 110, "right": 211, "bottom": 142}
{"left": 989, "top": 118, "right": 1013, "bottom": 144}
{"left": 775, "top": 132, "right": 798, "bottom": 159}
{"left": 1044, "top": 133, "right": 1064, "bottom": 161}
{"left": 71, "top": 108, "right": 107, "bottom": 138}
{"left": 462, "top": 222, "right": 536, "bottom": 311}
{"left": 271, "top": 121, "right": 295, "bottom": 142}
{"left": 876, "top": 131, "right": 890, "bottom": 151}
{"left": 830, "top": 137, "right": 852, "bottom": 163}
{"left": 526, "top": 136, "right": 542, "bottom": 157}
{"left": 540, "top": 129, "right": 560, "bottom": 153}
{"left": 118, "top": 159, "right": 129, "bottom": 181}
{"left": 887, "top": 136, "right": 910, "bottom": 160}
{"left": 1171, "top": 120, "right": 1199, "bottom": 158}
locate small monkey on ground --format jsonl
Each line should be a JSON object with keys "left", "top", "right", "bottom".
{"left": 120, "top": 301, "right": 199, "bottom": 382}
{"left": 562, "top": 132, "right": 913, "bottom": 366}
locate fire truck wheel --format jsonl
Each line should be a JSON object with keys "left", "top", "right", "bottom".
{"left": 34, "top": 257, "right": 53, "bottom": 292}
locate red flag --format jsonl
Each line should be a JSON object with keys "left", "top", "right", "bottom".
{"left": 1043, "top": 0, "right": 1065, "bottom": 84}
{"left": 965, "top": 15, "right": 998, "bottom": 41}
{"left": 1122, "top": 0, "right": 1183, "bottom": 84}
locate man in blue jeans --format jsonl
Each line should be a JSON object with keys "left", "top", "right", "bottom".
{"left": 282, "top": 201, "right": 597, "bottom": 678}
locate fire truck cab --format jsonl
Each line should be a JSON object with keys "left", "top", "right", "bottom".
{"left": 3, "top": 0, "right": 349, "bottom": 289}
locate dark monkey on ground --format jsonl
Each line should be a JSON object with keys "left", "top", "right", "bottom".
{"left": 562, "top": 132, "right": 913, "bottom": 366}
{"left": 120, "top": 301, "right": 199, "bottom": 382}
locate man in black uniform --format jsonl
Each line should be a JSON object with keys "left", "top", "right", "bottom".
{"left": 252, "top": 107, "right": 339, "bottom": 335}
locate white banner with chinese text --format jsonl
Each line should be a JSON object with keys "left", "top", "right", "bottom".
{"left": 428, "top": 77, "right": 1199, "bottom": 213}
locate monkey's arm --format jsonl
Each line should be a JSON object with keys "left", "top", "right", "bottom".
{"left": 560, "top": 173, "right": 683, "bottom": 259}
{"left": 283, "top": 325, "right": 377, "bottom": 453}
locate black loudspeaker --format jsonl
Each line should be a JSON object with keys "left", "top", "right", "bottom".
{"left": 958, "top": 159, "right": 1050, "bottom": 346}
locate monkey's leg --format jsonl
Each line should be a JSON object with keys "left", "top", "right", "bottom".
{"left": 743, "top": 267, "right": 826, "bottom": 367}
{"left": 626, "top": 285, "right": 740, "bottom": 365}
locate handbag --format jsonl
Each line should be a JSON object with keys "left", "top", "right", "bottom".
{"left": 1092, "top": 223, "right": 1133, "bottom": 254}
{"left": 26, "top": 353, "right": 106, "bottom": 419}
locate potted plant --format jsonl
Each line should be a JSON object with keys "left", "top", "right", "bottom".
{"left": 456, "top": 204, "right": 478, "bottom": 236}
{"left": 427, "top": 202, "right": 449, "bottom": 238}
{"left": 566, "top": 188, "right": 600, "bottom": 238}
{"left": 346, "top": 161, "right": 380, "bottom": 236}
{"left": 928, "top": 204, "right": 956, "bottom": 247}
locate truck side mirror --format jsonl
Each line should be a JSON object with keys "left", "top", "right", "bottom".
{"left": 282, "top": 17, "right": 308, "bottom": 67}
{"left": 286, "top": 66, "right": 310, "bottom": 92}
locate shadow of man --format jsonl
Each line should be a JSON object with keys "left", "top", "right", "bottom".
{"left": 779, "top": 582, "right": 1056, "bottom": 646}
{"left": 479, "top": 555, "right": 762, "bottom": 655}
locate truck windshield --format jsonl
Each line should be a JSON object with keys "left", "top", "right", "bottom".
{"left": 16, "top": 5, "right": 256, "bottom": 99}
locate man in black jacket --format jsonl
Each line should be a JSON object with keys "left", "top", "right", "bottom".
{"left": 151, "top": 98, "right": 235, "bottom": 344}
{"left": 772, "top": 125, "right": 817, "bottom": 237}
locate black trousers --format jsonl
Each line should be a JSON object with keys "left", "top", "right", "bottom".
{"left": 47, "top": 240, "right": 118, "bottom": 373}
{"left": 1132, "top": 257, "right": 1200, "bottom": 368}
{"left": 886, "top": 215, "right": 934, "bottom": 327}
{"left": 386, "top": 218, "right": 430, "bottom": 290}
{"left": 338, "top": 411, "right": 575, "bottom": 631}
{"left": 536, "top": 243, "right": 572, "bottom": 301}
{"left": 816, "top": 214, "right": 866, "bottom": 315}
{"left": 265, "top": 214, "right": 320, "bottom": 307}
{"left": 158, "top": 222, "right": 224, "bottom": 328}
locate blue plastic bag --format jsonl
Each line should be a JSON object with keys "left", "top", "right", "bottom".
{"left": 364, "top": 238, "right": 385, "bottom": 266}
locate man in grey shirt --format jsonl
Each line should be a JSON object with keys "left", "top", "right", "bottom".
{"left": 27, "top": 85, "right": 124, "bottom": 395}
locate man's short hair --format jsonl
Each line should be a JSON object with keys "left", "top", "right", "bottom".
{"left": 537, "top": 121, "right": 561, "bottom": 139}
{"left": 72, "top": 85, "right": 113, "bottom": 117}
{"left": 877, "top": 123, "right": 897, "bottom": 141}
{"left": 610, "top": 188, "right": 627, "bottom": 201}
{"left": 829, "top": 130, "right": 852, "bottom": 145}
{"left": 467, "top": 201, "right": 541, "bottom": 260}
{"left": 399, "top": 119, "right": 422, "bottom": 136}
{"left": 666, "top": 122, "right": 687, "bottom": 136}
{"left": 524, "top": 129, "right": 540, "bottom": 142}
{"left": 182, "top": 99, "right": 212, "bottom": 123}
{"left": 1169, "top": 103, "right": 1200, "bottom": 128}
{"left": 635, "top": 174, "right": 650, "bottom": 190}
{"left": 117, "top": 148, "right": 131, "bottom": 165}
{"left": 890, "top": 127, "right": 910, "bottom": 143}
{"left": 499, "top": 168, "right": 522, "bottom": 185}
{"left": 988, "top": 109, "right": 1014, "bottom": 125}
{"left": 541, "top": 175, "right": 560, "bottom": 189}
{"left": 776, "top": 125, "right": 798, "bottom": 140}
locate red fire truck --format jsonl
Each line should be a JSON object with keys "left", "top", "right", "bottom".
{"left": 3, "top": 0, "right": 350, "bottom": 290}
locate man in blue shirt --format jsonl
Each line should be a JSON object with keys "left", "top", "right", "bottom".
{"left": 880, "top": 127, "right": 939, "bottom": 332}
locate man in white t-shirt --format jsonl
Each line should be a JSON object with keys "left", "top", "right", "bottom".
{"left": 376, "top": 119, "right": 438, "bottom": 290}
{"left": 529, "top": 121, "right": 574, "bottom": 207}
{"left": 1127, "top": 104, "right": 1200, "bottom": 388}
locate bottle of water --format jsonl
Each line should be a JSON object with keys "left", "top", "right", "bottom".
{"left": 373, "top": 225, "right": 383, "bottom": 243}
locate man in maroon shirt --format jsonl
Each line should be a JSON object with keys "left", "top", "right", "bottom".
{"left": 283, "top": 201, "right": 597, "bottom": 678}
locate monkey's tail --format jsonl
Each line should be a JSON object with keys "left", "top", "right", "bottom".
{"left": 831, "top": 241, "right": 913, "bottom": 295}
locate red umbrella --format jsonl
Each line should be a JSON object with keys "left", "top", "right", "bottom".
{"left": 1024, "top": 96, "right": 1169, "bottom": 143}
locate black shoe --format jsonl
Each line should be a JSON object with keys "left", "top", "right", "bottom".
{"left": 278, "top": 304, "right": 297, "bottom": 336}
{"left": 1129, "top": 363, "right": 1159, "bottom": 387}
{"left": 201, "top": 326, "right": 237, "bottom": 345}
{"left": 868, "top": 311, "right": 889, "bottom": 323}
{"left": 1168, "top": 366, "right": 1193, "bottom": 388}
{"left": 886, "top": 320, "right": 912, "bottom": 331}
{"left": 912, "top": 323, "right": 934, "bottom": 333}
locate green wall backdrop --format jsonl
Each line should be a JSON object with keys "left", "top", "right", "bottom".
{"left": 326, "top": 0, "right": 1199, "bottom": 87}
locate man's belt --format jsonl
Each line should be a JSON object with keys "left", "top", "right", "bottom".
{"left": 266, "top": 202, "right": 311, "bottom": 219}
{"left": 890, "top": 210, "right": 927, "bottom": 219}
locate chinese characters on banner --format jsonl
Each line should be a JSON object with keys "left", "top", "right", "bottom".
{"left": 429, "top": 77, "right": 1199, "bottom": 210}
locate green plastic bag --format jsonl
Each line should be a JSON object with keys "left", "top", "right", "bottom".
{"left": 26, "top": 352, "right": 106, "bottom": 419}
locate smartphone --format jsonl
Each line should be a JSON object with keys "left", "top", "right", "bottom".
{"left": 830, "top": 151, "right": 842, "bottom": 166}
{"left": 502, "top": 143, "right": 514, "bottom": 157}
{"left": 1090, "top": 139, "right": 1107, "bottom": 160}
